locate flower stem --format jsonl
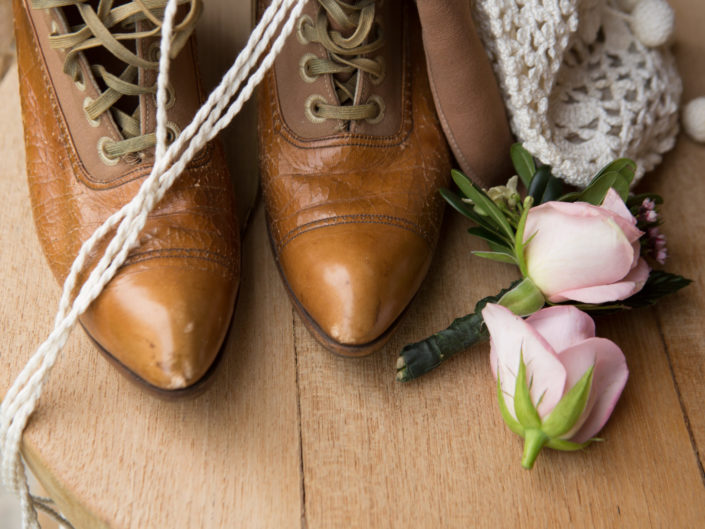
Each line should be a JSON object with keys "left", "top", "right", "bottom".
{"left": 521, "top": 429, "right": 548, "bottom": 469}
{"left": 396, "top": 281, "right": 521, "bottom": 382}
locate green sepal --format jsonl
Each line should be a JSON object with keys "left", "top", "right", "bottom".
{"left": 541, "top": 365, "right": 594, "bottom": 438}
{"left": 545, "top": 437, "right": 594, "bottom": 451}
{"left": 514, "top": 353, "right": 541, "bottom": 429}
{"left": 513, "top": 197, "right": 532, "bottom": 276}
{"left": 451, "top": 170, "right": 515, "bottom": 241}
{"left": 497, "top": 374, "right": 524, "bottom": 437}
{"left": 510, "top": 143, "right": 536, "bottom": 189}
{"left": 472, "top": 251, "right": 518, "bottom": 265}
{"left": 498, "top": 277, "right": 545, "bottom": 317}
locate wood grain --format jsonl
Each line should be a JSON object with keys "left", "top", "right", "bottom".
{"left": 649, "top": 0, "right": 705, "bottom": 474}
{"left": 1, "top": 0, "right": 704, "bottom": 527}
{"left": 0, "top": 65, "right": 302, "bottom": 528}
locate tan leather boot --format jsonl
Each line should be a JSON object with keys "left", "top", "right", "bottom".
{"left": 13, "top": 0, "right": 240, "bottom": 393}
{"left": 258, "top": 0, "right": 451, "bottom": 356}
{"left": 416, "top": 0, "right": 513, "bottom": 187}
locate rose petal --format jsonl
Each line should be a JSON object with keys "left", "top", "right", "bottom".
{"left": 600, "top": 189, "right": 643, "bottom": 244}
{"left": 525, "top": 203, "right": 636, "bottom": 299}
{"left": 551, "top": 258, "right": 650, "bottom": 303}
{"left": 563, "top": 338, "right": 629, "bottom": 443}
{"left": 527, "top": 305, "right": 596, "bottom": 353}
{"left": 601, "top": 189, "right": 633, "bottom": 223}
{"left": 483, "top": 304, "right": 567, "bottom": 419}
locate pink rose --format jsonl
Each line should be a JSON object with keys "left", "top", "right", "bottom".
{"left": 523, "top": 188, "right": 650, "bottom": 303}
{"left": 482, "top": 303, "right": 629, "bottom": 467}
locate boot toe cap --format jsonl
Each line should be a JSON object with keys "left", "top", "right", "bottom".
{"left": 81, "top": 261, "right": 238, "bottom": 391}
{"left": 278, "top": 222, "right": 432, "bottom": 350}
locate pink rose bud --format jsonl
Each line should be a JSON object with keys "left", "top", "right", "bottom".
{"left": 482, "top": 303, "right": 629, "bottom": 469}
{"left": 523, "top": 188, "right": 650, "bottom": 303}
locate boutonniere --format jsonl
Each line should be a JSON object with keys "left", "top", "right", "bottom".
{"left": 396, "top": 144, "right": 691, "bottom": 468}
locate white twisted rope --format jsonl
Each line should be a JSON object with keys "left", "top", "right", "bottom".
{"left": 0, "top": 0, "right": 306, "bottom": 527}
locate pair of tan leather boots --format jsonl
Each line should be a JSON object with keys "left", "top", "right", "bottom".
{"left": 13, "top": 0, "right": 511, "bottom": 394}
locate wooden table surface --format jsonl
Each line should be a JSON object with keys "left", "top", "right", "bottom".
{"left": 1, "top": 0, "right": 704, "bottom": 527}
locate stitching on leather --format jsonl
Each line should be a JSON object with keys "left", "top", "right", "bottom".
{"left": 123, "top": 247, "right": 234, "bottom": 271}
{"left": 268, "top": 1, "right": 414, "bottom": 149}
{"left": 275, "top": 213, "right": 432, "bottom": 254}
{"left": 23, "top": 3, "right": 212, "bottom": 191}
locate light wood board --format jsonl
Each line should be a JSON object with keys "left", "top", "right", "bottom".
{"left": 1, "top": 0, "right": 704, "bottom": 527}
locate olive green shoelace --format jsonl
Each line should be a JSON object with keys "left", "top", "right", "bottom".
{"left": 301, "top": 0, "right": 384, "bottom": 122}
{"left": 31, "top": 0, "right": 201, "bottom": 161}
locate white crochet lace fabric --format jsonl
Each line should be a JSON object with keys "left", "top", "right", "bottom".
{"left": 472, "top": 0, "right": 682, "bottom": 187}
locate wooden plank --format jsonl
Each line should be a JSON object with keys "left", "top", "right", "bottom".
{"left": 0, "top": 61, "right": 302, "bottom": 528}
{"left": 295, "top": 214, "right": 705, "bottom": 528}
{"left": 649, "top": 0, "right": 705, "bottom": 472}
{"left": 294, "top": 1, "right": 705, "bottom": 526}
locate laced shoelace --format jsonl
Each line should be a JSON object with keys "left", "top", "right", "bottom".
{"left": 31, "top": 0, "right": 202, "bottom": 162}
{"left": 299, "top": 0, "right": 385, "bottom": 123}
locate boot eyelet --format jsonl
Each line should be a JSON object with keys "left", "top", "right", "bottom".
{"left": 83, "top": 97, "right": 101, "bottom": 127}
{"left": 299, "top": 53, "right": 319, "bottom": 83}
{"left": 304, "top": 94, "right": 328, "bottom": 124}
{"left": 97, "top": 137, "right": 119, "bottom": 166}
{"left": 165, "top": 121, "right": 181, "bottom": 144}
{"left": 148, "top": 41, "right": 161, "bottom": 64}
{"left": 366, "top": 95, "right": 385, "bottom": 125}
{"left": 296, "top": 15, "right": 313, "bottom": 45}
{"left": 370, "top": 56, "right": 386, "bottom": 85}
{"left": 153, "top": 83, "right": 176, "bottom": 109}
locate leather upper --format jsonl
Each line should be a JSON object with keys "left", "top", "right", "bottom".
{"left": 259, "top": 0, "right": 451, "bottom": 349}
{"left": 14, "top": 0, "right": 240, "bottom": 389}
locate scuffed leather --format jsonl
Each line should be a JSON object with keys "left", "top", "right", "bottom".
{"left": 14, "top": 0, "right": 240, "bottom": 389}
{"left": 259, "top": 0, "right": 451, "bottom": 349}
{"left": 416, "top": 0, "right": 514, "bottom": 187}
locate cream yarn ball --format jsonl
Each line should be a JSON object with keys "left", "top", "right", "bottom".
{"left": 683, "top": 98, "right": 705, "bottom": 143}
{"left": 631, "top": 0, "right": 675, "bottom": 47}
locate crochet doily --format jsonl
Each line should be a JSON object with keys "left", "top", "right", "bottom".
{"left": 472, "top": 0, "right": 682, "bottom": 187}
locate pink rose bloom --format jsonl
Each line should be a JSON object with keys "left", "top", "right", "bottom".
{"left": 483, "top": 303, "right": 628, "bottom": 444}
{"left": 524, "top": 188, "right": 650, "bottom": 303}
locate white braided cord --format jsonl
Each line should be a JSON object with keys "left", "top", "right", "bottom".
{"left": 0, "top": 0, "right": 306, "bottom": 527}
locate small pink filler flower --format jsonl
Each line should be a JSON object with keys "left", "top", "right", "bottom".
{"left": 482, "top": 303, "right": 629, "bottom": 469}
{"left": 524, "top": 188, "right": 650, "bottom": 303}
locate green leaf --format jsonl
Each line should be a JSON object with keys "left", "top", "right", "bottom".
{"left": 510, "top": 143, "right": 536, "bottom": 188}
{"left": 452, "top": 170, "right": 515, "bottom": 240}
{"left": 595, "top": 158, "right": 636, "bottom": 185}
{"left": 467, "top": 227, "right": 513, "bottom": 253}
{"left": 621, "top": 270, "right": 692, "bottom": 309}
{"left": 626, "top": 192, "right": 663, "bottom": 209}
{"left": 473, "top": 251, "right": 518, "bottom": 264}
{"left": 514, "top": 353, "right": 541, "bottom": 429}
{"left": 441, "top": 188, "right": 510, "bottom": 241}
{"left": 527, "top": 166, "right": 552, "bottom": 203}
{"left": 541, "top": 366, "right": 594, "bottom": 438}
{"left": 497, "top": 374, "right": 524, "bottom": 437}
{"left": 540, "top": 174, "right": 564, "bottom": 203}
{"left": 565, "top": 172, "right": 617, "bottom": 205}
{"left": 545, "top": 438, "right": 593, "bottom": 451}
